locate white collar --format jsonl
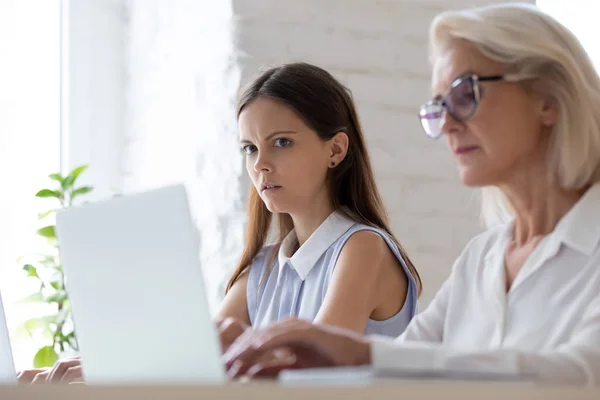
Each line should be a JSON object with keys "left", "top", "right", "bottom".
{"left": 547, "top": 183, "right": 600, "bottom": 256}
{"left": 488, "top": 183, "right": 600, "bottom": 262}
{"left": 482, "top": 183, "right": 600, "bottom": 293}
{"left": 277, "top": 210, "right": 356, "bottom": 280}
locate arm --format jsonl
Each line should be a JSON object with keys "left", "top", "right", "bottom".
{"left": 394, "top": 268, "right": 453, "bottom": 343}
{"left": 313, "top": 230, "right": 402, "bottom": 333}
{"left": 224, "top": 296, "right": 600, "bottom": 384}
{"left": 223, "top": 257, "right": 455, "bottom": 377}
{"left": 223, "top": 242, "right": 460, "bottom": 378}
{"left": 214, "top": 270, "right": 251, "bottom": 326}
{"left": 371, "top": 294, "right": 600, "bottom": 386}
{"left": 214, "top": 271, "right": 252, "bottom": 352}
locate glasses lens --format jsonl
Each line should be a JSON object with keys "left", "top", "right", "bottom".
{"left": 419, "top": 103, "right": 443, "bottom": 139}
{"left": 446, "top": 78, "right": 476, "bottom": 120}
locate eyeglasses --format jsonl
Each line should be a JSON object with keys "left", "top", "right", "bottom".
{"left": 419, "top": 74, "right": 514, "bottom": 139}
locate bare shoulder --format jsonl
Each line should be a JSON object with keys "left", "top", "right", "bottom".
{"left": 215, "top": 269, "right": 251, "bottom": 324}
{"left": 337, "top": 229, "right": 394, "bottom": 268}
{"left": 336, "top": 229, "right": 409, "bottom": 321}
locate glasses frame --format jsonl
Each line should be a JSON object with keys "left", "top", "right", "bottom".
{"left": 418, "top": 74, "right": 509, "bottom": 139}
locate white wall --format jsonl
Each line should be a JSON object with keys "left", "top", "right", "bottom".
{"left": 121, "top": 0, "right": 246, "bottom": 313}
{"left": 66, "top": 0, "right": 535, "bottom": 311}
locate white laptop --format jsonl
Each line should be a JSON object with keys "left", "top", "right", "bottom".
{"left": 0, "top": 290, "right": 17, "bottom": 385}
{"left": 55, "top": 184, "right": 226, "bottom": 384}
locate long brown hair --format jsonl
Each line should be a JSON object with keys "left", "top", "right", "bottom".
{"left": 226, "top": 62, "right": 422, "bottom": 294}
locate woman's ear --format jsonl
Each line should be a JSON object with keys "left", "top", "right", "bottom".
{"left": 327, "top": 131, "right": 349, "bottom": 168}
{"left": 539, "top": 95, "right": 558, "bottom": 128}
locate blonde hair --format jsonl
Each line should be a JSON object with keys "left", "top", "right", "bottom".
{"left": 428, "top": 3, "right": 600, "bottom": 227}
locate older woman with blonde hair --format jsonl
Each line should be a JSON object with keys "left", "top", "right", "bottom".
{"left": 223, "top": 3, "right": 600, "bottom": 385}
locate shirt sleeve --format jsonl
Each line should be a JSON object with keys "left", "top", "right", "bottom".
{"left": 370, "top": 293, "right": 600, "bottom": 386}
{"left": 396, "top": 273, "right": 452, "bottom": 343}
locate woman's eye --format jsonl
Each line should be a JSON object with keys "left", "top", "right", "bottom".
{"left": 452, "top": 84, "right": 474, "bottom": 105}
{"left": 274, "top": 138, "right": 292, "bottom": 147}
{"left": 242, "top": 145, "right": 256, "bottom": 155}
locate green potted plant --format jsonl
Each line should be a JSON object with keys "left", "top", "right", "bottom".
{"left": 17, "top": 165, "right": 93, "bottom": 368}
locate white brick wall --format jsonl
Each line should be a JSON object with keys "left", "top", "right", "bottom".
{"left": 66, "top": 0, "right": 534, "bottom": 311}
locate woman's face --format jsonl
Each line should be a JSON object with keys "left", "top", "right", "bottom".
{"left": 428, "top": 39, "right": 557, "bottom": 187}
{"left": 238, "top": 97, "right": 334, "bottom": 215}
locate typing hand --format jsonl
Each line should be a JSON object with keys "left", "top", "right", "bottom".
{"left": 17, "top": 368, "right": 49, "bottom": 384}
{"left": 216, "top": 317, "right": 251, "bottom": 353}
{"left": 223, "top": 318, "right": 371, "bottom": 379}
{"left": 240, "top": 345, "right": 336, "bottom": 379}
{"left": 18, "top": 356, "right": 84, "bottom": 384}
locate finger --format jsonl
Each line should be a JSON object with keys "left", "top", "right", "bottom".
{"left": 219, "top": 322, "right": 248, "bottom": 353}
{"left": 48, "top": 359, "right": 82, "bottom": 383}
{"left": 215, "top": 318, "right": 227, "bottom": 329}
{"left": 223, "top": 324, "right": 285, "bottom": 364}
{"left": 224, "top": 322, "right": 308, "bottom": 369}
{"left": 226, "top": 338, "right": 299, "bottom": 378}
{"left": 220, "top": 318, "right": 248, "bottom": 335}
{"left": 222, "top": 326, "right": 256, "bottom": 362}
{"left": 246, "top": 352, "right": 298, "bottom": 379}
{"left": 247, "top": 362, "right": 297, "bottom": 379}
{"left": 218, "top": 318, "right": 238, "bottom": 338}
{"left": 61, "top": 366, "right": 84, "bottom": 384}
{"left": 31, "top": 370, "right": 51, "bottom": 384}
{"left": 17, "top": 369, "right": 48, "bottom": 384}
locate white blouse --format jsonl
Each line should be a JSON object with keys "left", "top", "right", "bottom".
{"left": 371, "top": 184, "right": 600, "bottom": 386}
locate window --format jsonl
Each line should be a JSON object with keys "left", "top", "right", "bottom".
{"left": 0, "top": 0, "right": 62, "bottom": 370}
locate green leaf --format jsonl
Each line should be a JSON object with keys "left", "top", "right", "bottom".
{"left": 63, "top": 331, "right": 75, "bottom": 341}
{"left": 33, "top": 346, "right": 59, "bottom": 368}
{"left": 63, "top": 331, "right": 79, "bottom": 351}
{"left": 37, "top": 225, "right": 56, "bottom": 239}
{"left": 35, "top": 189, "right": 61, "bottom": 199}
{"left": 64, "top": 331, "right": 78, "bottom": 350}
{"left": 11, "top": 323, "right": 33, "bottom": 341}
{"left": 23, "top": 316, "right": 55, "bottom": 333}
{"left": 71, "top": 186, "right": 93, "bottom": 199}
{"left": 18, "top": 293, "right": 45, "bottom": 303}
{"left": 49, "top": 280, "right": 61, "bottom": 290}
{"left": 22, "top": 264, "right": 39, "bottom": 279}
{"left": 46, "top": 292, "right": 68, "bottom": 304}
{"left": 48, "top": 173, "right": 64, "bottom": 184}
{"left": 63, "top": 165, "right": 88, "bottom": 189}
{"left": 41, "top": 257, "right": 59, "bottom": 269}
{"left": 38, "top": 209, "right": 56, "bottom": 220}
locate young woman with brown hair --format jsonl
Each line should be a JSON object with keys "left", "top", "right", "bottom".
{"left": 19, "top": 62, "right": 421, "bottom": 384}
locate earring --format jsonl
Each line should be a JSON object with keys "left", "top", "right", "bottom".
{"left": 330, "top": 161, "right": 335, "bottom": 167}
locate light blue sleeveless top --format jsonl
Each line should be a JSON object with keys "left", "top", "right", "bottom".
{"left": 246, "top": 209, "right": 419, "bottom": 337}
